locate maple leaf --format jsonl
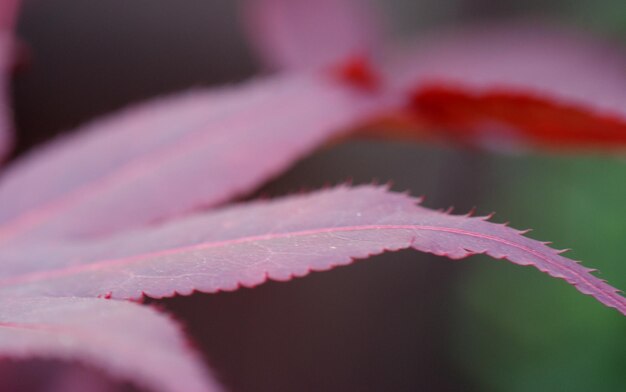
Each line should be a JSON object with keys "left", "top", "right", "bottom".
{"left": 0, "top": 185, "right": 623, "bottom": 316}
{"left": 0, "top": 1, "right": 624, "bottom": 391}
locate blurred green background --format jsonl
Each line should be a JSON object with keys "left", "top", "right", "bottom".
{"left": 454, "top": 152, "right": 626, "bottom": 392}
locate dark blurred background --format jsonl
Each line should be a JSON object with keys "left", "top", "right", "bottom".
{"left": 9, "top": 0, "right": 626, "bottom": 391}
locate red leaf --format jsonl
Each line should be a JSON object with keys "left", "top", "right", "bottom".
{"left": 0, "top": 73, "right": 388, "bottom": 244}
{"left": 408, "top": 85, "right": 626, "bottom": 149}
{"left": 0, "top": 296, "right": 222, "bottom": 392}
{"left": 1, "top": 185, "right": 623, "bottom": 315}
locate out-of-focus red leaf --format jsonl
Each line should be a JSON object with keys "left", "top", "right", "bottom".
{"left": 0, "top": 73, "right": 389, "bottom": 245}
{"left": 242, "top": 0, "right": 384, "bottom": 70}
{"left": 408, "top": 85, "right": 626, "bottom": 150}
{"left": 1, "top": 185, "right": 623, "bottom": 315}
{"left": 0, "top": 296, "right": 222, "bottom": 392}
{"left": 384, "top": 26, "right": 626, "bottom": 150}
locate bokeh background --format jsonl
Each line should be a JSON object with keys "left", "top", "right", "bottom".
{"left": 8, "top": 0, "right": 626, "bottom": 391}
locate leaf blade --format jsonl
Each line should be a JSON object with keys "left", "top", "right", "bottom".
{"left": 1, "top": 185, "right": 623, "bottom": 315}
{"left": 242, "top": 0, "right": 384, "bottom": 70}
{"left": 0, "top": 73, "right": 386, "bottom": 244}
{"left": 0, "top": 296, "right": 222, "bottom": 392}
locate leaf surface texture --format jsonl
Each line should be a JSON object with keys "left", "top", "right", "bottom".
{"left": 1, "top": 186, "right": 623, "bottom": 315}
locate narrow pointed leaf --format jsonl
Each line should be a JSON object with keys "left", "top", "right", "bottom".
{"left": 386, "top": 26, "right": 626, "bottom": 150}
{"left": 242, "top": 0, "right": 384, "bottom": 70}
{"left": 0, "top": 296, "right": 222, "bottom": 392}
{"left": 1, "top": 185, "right": 623, "bottom": 315}
{"left": 0, "top": 73, "right": 387, "bottom": 244}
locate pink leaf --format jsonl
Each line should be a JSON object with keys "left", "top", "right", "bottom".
{"left": 242, "top": 0, "right": 384, "bottom": 70}
{"left": 385, "top": 25, "right": 626, "bottom": 149}
{"left": 1, "top": 185, "right": 623, "bottom": 315}
{"left": 0, "top": 73, "right": 388, "bottom": 244}
{"left": 0, "top": 296, "right": 222, "bottom": 392}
